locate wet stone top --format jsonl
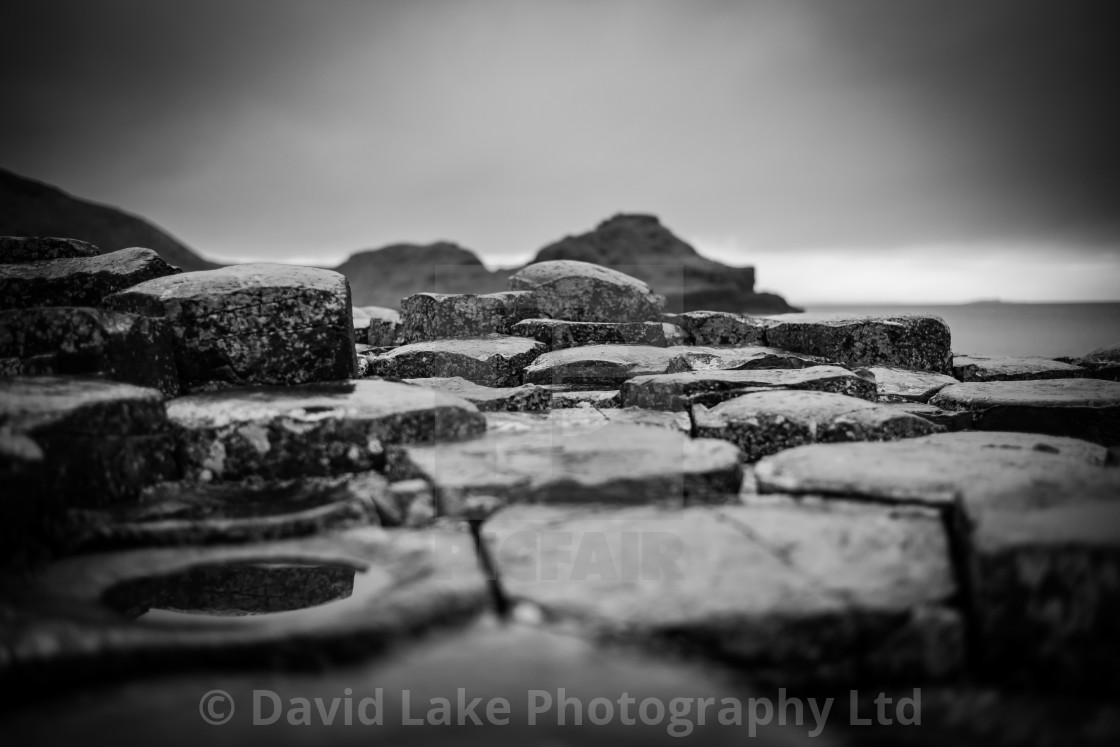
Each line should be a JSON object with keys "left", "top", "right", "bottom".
{"left": 165, "top": 379, "right": 481, "bottom": 430}
{"left": 932, "top": 378, "right": 1120, "bottom": 408}
{"left": 0, "top": 375, "right": 165, "bottom": 436}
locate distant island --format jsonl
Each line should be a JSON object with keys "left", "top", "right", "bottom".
{"left": 0, "top": 168, "right": 799, "bottom": 314}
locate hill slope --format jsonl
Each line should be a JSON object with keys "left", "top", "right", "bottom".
{"left": 0, "top": 168, "right": 218, "bottom": 271}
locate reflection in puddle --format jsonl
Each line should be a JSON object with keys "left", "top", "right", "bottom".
{"left": 102, "top": 560, "right": 375, "bottom": 624}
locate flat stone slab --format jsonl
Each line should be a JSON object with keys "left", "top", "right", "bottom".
{"left": 53, "top": 473, "right": 387, "bottom": 552}
{"left": 621, "top": 366, "right": 877, "bottom": 411}
{"left": 483, "top": 408, "right": 690, "bottom": 436}
{"left": 483, "top": 502, "right": 962, "bottom": 683}
{"left": 929, "top": 378, "right": 1120, "bottom": 445}
{"left": 0, "top": 248, "right": 180, "bottom": 310}
{"left": 952, "top": 355, "right": 1086, "bottom": 382}
{"left": 0, "top": 307, "right": 179, "bottom": 394}
{"left": 352, "top": 305, "right": 401, "bottom": 346}
{"left": 693, "top": 390, "right": 941, "bottom": 462}
{"left": 754, "top": 431, "right": 1113, "bottom": 510}
{"left": 398, "top": 291, "right": 539, "bottom": 342}
{"left": 167, "top": 379, "right": 485, "bottom": 480}
{"left": 369, "top": 336, "right": 545, "bottom": 387}
{"left": 106, "top": 263, "right": 356, "bottom": 389}
{"left": 763, "top": 314, "right": 953, "bottom": 373}
{"left": 1, "top": 376, "right": 178, "bottom": 508}
{"left": 392, "top": 423, "right": 741, "bottom": 514}
{"left": 546, "top": 388, "right": 621, "bottom": 409}
{"left": 403, "top": 376, "right": 549, "bottom": 412}
{"left": 883, "top": 402, "right": 973, "bottom": 431}
{"left": 0, "top": 526, "right": 489, "bottom": 684}
{"left": 511, "top": 318, "right": 665, "bottom": 350}
{"left": 508, "top": 260, "right": 664, "bottom": 322}
{"left": 969, "top": 499, "right": 1120, "bottom": 692}
{"left": 0, "top": 237, "right": 99, "bottom": 263}
{"left": 663, "top": 310, "right": 768, "bottom": 346}
{"left": 523, "top": 344, "right": 822, "bottom": 390}
{"left": 865, "top": 366, "right": 959, "bottom": 403}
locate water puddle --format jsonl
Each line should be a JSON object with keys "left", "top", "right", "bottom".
{"left": 101, "top": 558, "right": 393, "bottom": 627}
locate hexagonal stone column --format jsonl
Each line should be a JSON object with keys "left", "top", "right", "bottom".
{"left": 763, "top": 314, "right": 952, "bottom": 373}
{"left": 0, "top": 248, "right": 180, "bottom": 309}
{"left": 0, "top": 307, "right": 179, "bottom": 394}
{"left": 952, "top": 355, "right": 1086, "bottom": 382}
{"left": 107, "top": 264, "right": 356, "bottom": 390}
{"left": 930, "top": 378, "right": 1120, "bottom": 445}
{"left": 621, "top": 366, "right": 877, "bottom": 411}
{"left": 483, "top": 502, "right": 963, "bottom": 684}
{"left": 511, "top": 318, "right": 666, "bottom": 350}
{"left": 399, "top": 291, "right": 540, "bottom": 342}
{"left": 168, "top": 379, "right": 486, "bottom": 480}
{"left": 1, "top": 376, "right": 179, "bottom": 512}
{"left": 369, "top": 336, "right": 545, "bottom": 387}
{"left": 508, "top": 260, "right": 665, "bottom": 322}
{"left": 693, "top": 390, "right": 941, "bottom": 462}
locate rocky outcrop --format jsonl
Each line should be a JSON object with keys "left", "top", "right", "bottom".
{"left": 509, "top": 260, "right": 665, "bottom": 323}
{"left": 332, "top": 241, "right": 506, "bottom": 307}
{"left": 369, "top": 336, "right": 545, "bottom": 387}
{"left": 168, "top": 379, "right": 486, "bottom": 480}
{"left": 533, "top": 214, "right": 799, "bottom": 314}
{"left": 763, "top": 314, "right": 953, "bottom": 374}
{"left": 0, "top": 169, "right": 220, "bottom": 271}
{"left": 1066, "top": 343, "right": 1120, "bottom": 381}
{"left": 0, "top": 307, "right": 179, "bottom": 394}
{"left": 866, "top": 366, "right": 960, "bottom": 403}
{"left": 0, "top": 247, "right": 180, "bottom": 310}
{"left": 693, "top": 390, "right": 941, "bottom": 462}
{"left": 0, "top": 236, "right": 99, "bottom": 263}
{"left": 398, "top": 291, "right": 539, "bottom": 343}
{"left": 107, "top": 264, "right": 356, "bottom": 390}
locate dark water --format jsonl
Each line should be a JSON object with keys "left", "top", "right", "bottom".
{"left": 802, "top": 303, "right": 1120, "bottom": 359}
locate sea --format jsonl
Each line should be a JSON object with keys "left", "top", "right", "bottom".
{"left": 796, "top": 303, "right": 1120, "bottom": 359}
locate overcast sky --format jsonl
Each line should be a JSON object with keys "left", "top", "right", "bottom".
{"left": 2, "top": 0, "right": 1117, "bottom": 303}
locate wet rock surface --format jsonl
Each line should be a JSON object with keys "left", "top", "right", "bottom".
{"left": 482, "top": 407, "right": 691, "bottom": 436}
{"left": 0, "top": 527, "right": 489, "bottom": 687}
{"left": 1, "top": 376, "right": 178, "bottom": 509}
{"left": 930, "top": 378, "right": 1120, "bottom": 444}
{"left": 622, "top": 366, "right": 877, "bottom": 411}
{"left": 952, "top": 354, "right": 1086, "bottom": 382}
{"left": 753, "top": 431, "right": 1112, "bottom": 508}
{"left": 370, "top": 336, "right": 545, "bottom": 387}
{"left": 168, "top": 379, "right": 485, "bottom": 480}
{"left": 544, "top": 387, "right": 621, "bottom": 408}
{"left": 0, "top": 306, "right": 179, "bottom": 394}
{"left": 51, "top": 473, "right": 387, "bottom": 552}
{"left": 882, "top": 401, "right": 974, "bottom": 431}
{"left": 693, "top": 390, "right": 941, "bottom": 462}
{"left": 392, "top": 423, "right": 741, "bottom": 513}
{"left": 763, "top": 314, "right": 953, "bottom": 374}
{"left": 865, "top": 366, "right": 959, "bottom": 402}
{"left": 403, "top": 376, "right": 550, "bottom": 411}
{"left": 511, "top": 318, "right": 666, "bottom": 349}
{"left": 399, "top": 291, "right": 540, "bottom": 342}
{"left": 353, "top": 305, "right": 401, "bottom": 346}
{"left": 107, "top": 263, "right": 356, "bottom": 390}
{"left": 0, "top": 236, "right": 99, "bottom": 263}
{"left": 509, "top": 260, "right": 664, "bottom": 322}
{"left": 484, "top": 501, "right": 961, "bottom": 683}
{"left": 664, "top": 310, "right": 769, "bottom": 346}
{"left": 0, "top": 247, "right": 180, "bottom": 309}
